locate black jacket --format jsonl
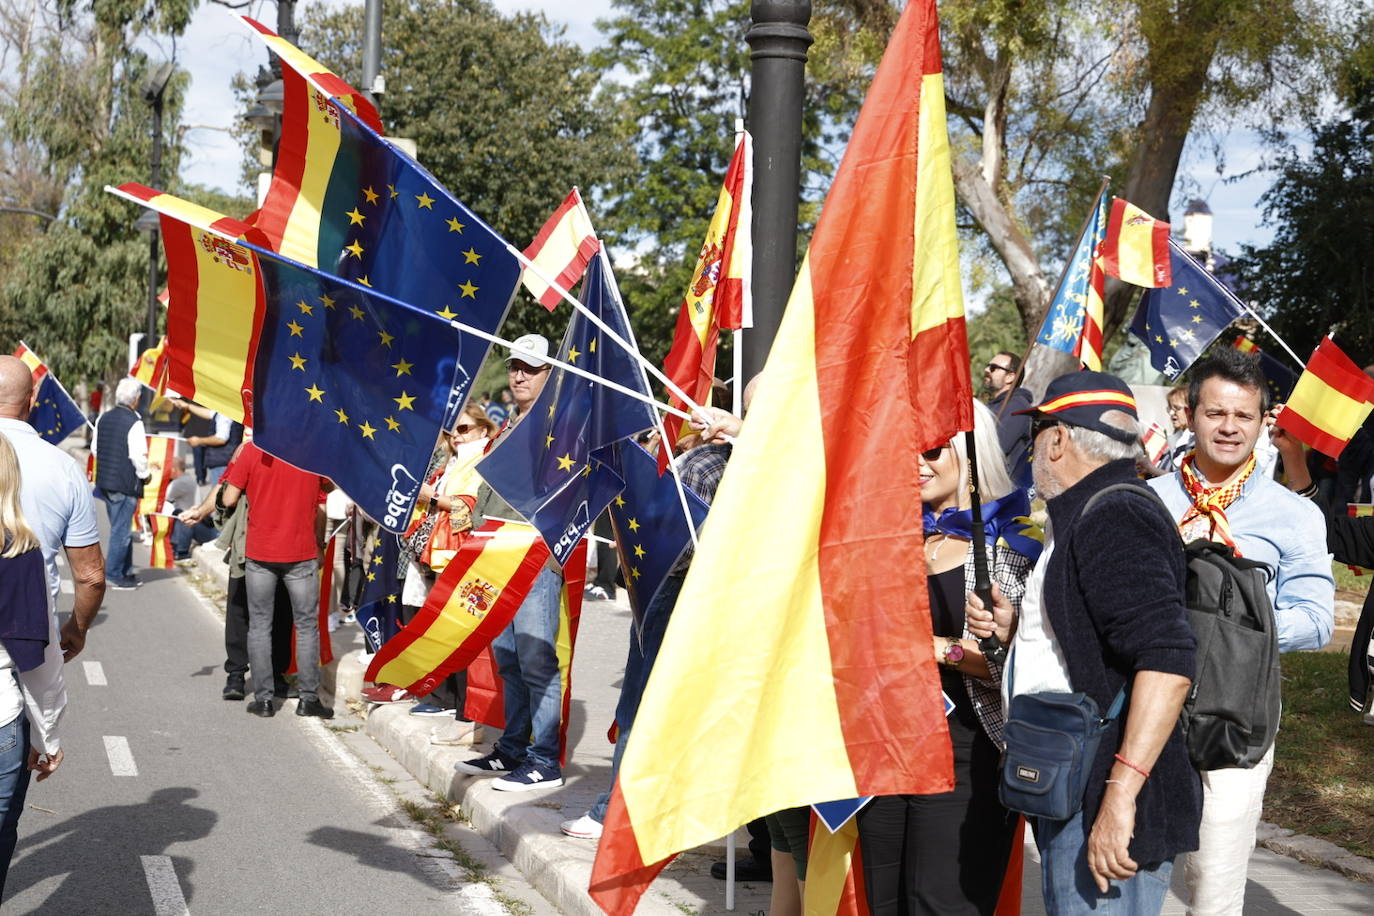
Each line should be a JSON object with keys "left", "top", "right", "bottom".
{"left": 1043, "top": 458, "right": 1201, "bottom": 866}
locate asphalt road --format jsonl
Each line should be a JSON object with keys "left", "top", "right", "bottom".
{"left": 6, "top": 508, "right": 529, "bottom": 915}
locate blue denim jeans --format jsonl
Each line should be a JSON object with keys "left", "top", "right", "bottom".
{"left": 0, "top": 713, "right": 33, "bottom": 899}
{"left": 589, "top": 573, "right": 685, "bottom": 823}
{"left": 1036, "top": 811, "right": 1174, "bottom": 915}
{"left": 171, "top": 519, "right": 219, "bottom": 558}
{"left": 245, "top": 558, "right": 321, "bottom": 703}
{"left": 492, "top": 568, "right": 563, "bottom": 771}
{"left": 102, "top": 490, "right": 137, "bottom": 580}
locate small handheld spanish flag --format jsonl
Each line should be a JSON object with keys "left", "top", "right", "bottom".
{"left": 1275, "top": 336, "right": 1374, "bottom": 458}
{"left": 146, "top": 515, "right": 175, "bottom": 569}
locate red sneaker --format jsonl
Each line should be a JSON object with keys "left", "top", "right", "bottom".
{"left": 360, "top": 684, "right": 415, "bottom": 704}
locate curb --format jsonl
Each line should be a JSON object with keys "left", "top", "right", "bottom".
{"left": 1256, "top": 822, "right": 1374, "bottom": 884}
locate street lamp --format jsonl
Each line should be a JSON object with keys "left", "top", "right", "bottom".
{"left": 141, "top": 61, "right": 175, "bottom": 348}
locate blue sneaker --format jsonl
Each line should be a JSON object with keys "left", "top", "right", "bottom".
{"left": 455, "top": 749, "right": 521, "bottom": 777}
{"left": 492, "top": 760, "right": 563, "bottom": 792}
{"left": 409, "top": 703, "right": 452, "bottom": 717}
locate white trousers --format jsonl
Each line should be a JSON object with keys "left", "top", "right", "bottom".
{"left": 1183, "top": 744, "right": 1275, "bottom": 916}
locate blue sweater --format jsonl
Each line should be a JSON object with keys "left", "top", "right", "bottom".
{"left": 1043, "top": 458, "right": 1201, "bottom": 866}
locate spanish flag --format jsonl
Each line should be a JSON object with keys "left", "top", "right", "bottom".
{"left": 805, "top": 819, "right": 869, "bottom": 916}
{"left": 658, "top": 131, "right": 753, "bottom": 465}
{"left": 1275, "top": 336, "right": 1374, "bottom": 458}
{"left": 521, "top": 188, "right": 600, "bottom": 310}
{"left": 589, "top": 1, "right": 969, "bottom": 911}
{"left": 1098, "top": 197, "right": 1171, "bottom": 288}
{"left": 146, "top": 515, "right": 174, "bottom": 569}
{"left": 131, "top": 335, "right": 169, "bottom": 394}
{"left": 136, "top": 436, "right": 178, "bottom": 517}
{"left": 238, "top": 16, "right": 382, "bottom": 134}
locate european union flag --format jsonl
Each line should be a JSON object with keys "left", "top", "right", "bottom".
{"left": 477, "top": 252, "right": 657, "bottom": 565}
{"left": 356, "top": 531, "right": 403, "bottom": 654}
{"left": 1036, "top": 190, "right": 1108, "bottom": 352}
{"left": 30, "top": 374, "right": 87, "bottom": 445}
{"left": 277, "top": 94, "right": 522, "bottom": 427}
{"left": 248, "top": 245, "right": 476, "bottom": 533}
{"left": 1129, "top": 240, "right": 1245, "bottom": 380}
{"left": 1256, "top": 347, "right": 1300, "bottom": 403}
{"left": 609, "top": 441, "right": 709, "bottom": 636}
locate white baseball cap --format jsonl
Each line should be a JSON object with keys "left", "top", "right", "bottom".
{"left": 505, "top": 333, "right": 551, "bottom": 369}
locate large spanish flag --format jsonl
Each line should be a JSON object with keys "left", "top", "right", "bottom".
{"left": 658, "top": 131, "right": 753, "bottom": 466}
{"left": 1276, "top": 336, "right": 1374, "bottom": 458}
{"left": 589, "top": 1, "right": 969, "bottom": 911}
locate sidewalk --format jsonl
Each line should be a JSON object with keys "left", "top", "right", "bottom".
{"left": 186, "top": 546, "right": 1373, "bottom": 914}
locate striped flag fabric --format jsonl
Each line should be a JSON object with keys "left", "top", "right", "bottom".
{"left": 805, "top": 818, "right": 869, "bottom": 916}
{"left": 1074, "top": 258, "right": 1108, "bottom": 371}
{"left": 13, "top": 343, "right": 87, "bottom": 445}
{"left": 589, "top": 1, "right": 969, "bottom": 911}
{"left": 658, "top": 132, "right": 753, "bottom": 464}
{"left": 1142, "top": 421, "right": 1171, "bottom": 465}
{"left": 145, "top": 514, "right": 175, "bottom": 568}
{"left": 136, "top": 436, "right": 178, "bottom": 517}
{"left": 520, "top": 188, "right": 599, "bottom": 310}
{"left": 238, "top": 16, "right": 382, "bottom": 133}
{"left": 1099, "top": 197, "right": 1172, "bottom": 288}
{"left": 130, "top": 336, "right": 170, "bottom": 394}
{"left": 1275, "top": 336, "right": 1374, "bottom": 458}
{"left": 1035, "top": 186, "right": 1108, "bottom": 357}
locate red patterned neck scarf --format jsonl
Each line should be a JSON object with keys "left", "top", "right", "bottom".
{"left": 1178, "top": 452, "right": 1257, "bottom": 554}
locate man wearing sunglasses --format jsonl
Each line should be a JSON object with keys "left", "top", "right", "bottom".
{"left": 982, "top": 350, "right": 1033, "bottom": 487}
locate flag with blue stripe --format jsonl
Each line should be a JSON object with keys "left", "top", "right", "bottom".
{"left": 1036, "top": 190, "right": 1108, "bottom": 353}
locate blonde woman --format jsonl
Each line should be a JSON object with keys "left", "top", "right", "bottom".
{"left": 0, "top": 435, "right": 66, "bottom": 896}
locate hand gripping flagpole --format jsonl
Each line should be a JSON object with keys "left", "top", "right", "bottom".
{"left": 963, "top": 430, "right": 1005, "bottom": 664}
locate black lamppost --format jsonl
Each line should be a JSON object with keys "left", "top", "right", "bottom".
{"left": 141, "top": 62, "right": 175, "bottom": 346}
{"left": 744, "top": 0, "right": 812, "bottom": 384}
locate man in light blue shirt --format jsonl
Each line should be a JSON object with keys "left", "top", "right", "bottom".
{"left": 0, "top": 356, "right": 105, "bottom": 662}
{"left": 1148, "top": 347, "right": 1333, "bottom": 915}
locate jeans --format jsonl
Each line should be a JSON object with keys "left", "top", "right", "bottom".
{"left": 1036, "top": 811, "right": 1174, "bottom": 915}
{"left": 589, "top": 573, "right": 684, "bottom": 822}
{"left": 245, "top": 557, "right": 320, "bottom": 703}
{"left": 223, "top": 576, "right": 293, "bottom": 679}
{"left": 171, "top": 519, "right": 219, "bottom": 558}
{"left": 102, "top": 490, "right": 136, "bottom": 580}
{"left": 1182, "top": 745, "right": 1274, "bottom": 916}
{"left": 492, "top": 567, "right": 563, "bottom": 771}
{"left": 0, "top": 714, "right": 32, "bottom": 899}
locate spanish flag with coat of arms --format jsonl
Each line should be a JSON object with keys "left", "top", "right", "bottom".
{"left": 589, "top": 0, "right": 972, "bottom": 911}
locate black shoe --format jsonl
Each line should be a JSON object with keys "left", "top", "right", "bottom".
{"left": 711, "top": 856, "right": 773, "bottom": 882}
{"left": 223, "top": 678, "right": 246, "bottom": 701}
{"left": 246, "top": 700, "right": 275, "bottom": 717}
{"left": 274, "top": 680, "right": 300, "bottom": 699}
{"left": 295, "top": 698, "right": 334, "bottom": 719}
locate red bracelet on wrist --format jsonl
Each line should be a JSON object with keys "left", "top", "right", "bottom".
{"left": 1113, "top": 753, "right": 1150, "bottom": 779}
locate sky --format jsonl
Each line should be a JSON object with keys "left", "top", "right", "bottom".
{"left": 160, "top": 0, "right": 1281, "bottom": 257}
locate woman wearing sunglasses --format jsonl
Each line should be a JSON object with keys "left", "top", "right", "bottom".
{"left": 855, "top": 398, "right": 1040, "bottom": 916}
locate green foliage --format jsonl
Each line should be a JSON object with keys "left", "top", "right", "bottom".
{"left": 299, "top": 0, "right": 636, "bottom": 345}
{"left": 964, "top": 289, "right": 1027, "bottom": 382}
{"left": 0, "top": 0, "right": 198, "bottom": 383}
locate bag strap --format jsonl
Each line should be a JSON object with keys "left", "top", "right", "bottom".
{"left": 1104, "top": 687, "right": 1127, "bottom": 721}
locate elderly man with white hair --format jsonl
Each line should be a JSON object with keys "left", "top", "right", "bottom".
{"left": 92, "top": 377, "right": 150, "bottom": 590}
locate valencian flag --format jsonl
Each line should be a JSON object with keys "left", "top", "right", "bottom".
{"left": 1276, "top": 336, "right": 1374, "bottom": 458}
{"left": 658, "top": 131, "right": 753, "bottom": 467}
{"left": 608, "top": 441, "right": 709, "bottom": 636}
{"left": 521, "top": 188, "right": 599, "bottom": 310}
{"left": 1129, "top": 239, "right": 1244, "bottom": 380}
{"left": 109, "top": 189, "right": 481, "bottom": 533}
{"left": 478, "top": 250, "right": 657, "bottom": 566}
{"left": 356, "top": 531, "right": 403, "bottom": 655}
{"left": 1233, "top": 336, "right": 1300, "bottom": 403}
{"left": 130, "top": 335, "right": 169, "bottom": 394}
{"left": 145, "top": 514, "right": 175, "bottom": 568}
{"left": 1034, "top": 188, "right": 1108, "bottom": 369}
{"left": 13, "top": 343, "right": 87, "bottom": 445}
{"left": 240, "top": 18, "right": 519, "bottom": 423}
{"left": 1099, "top": 197, "right": 1172, "bottom": 288}
{"left": 589, "top": 1, "right": 971, "bottom": 911}
{"left": 135, "top": 436, "right": 178, "bottom": 518}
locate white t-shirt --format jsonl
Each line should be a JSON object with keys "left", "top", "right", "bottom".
{"left": 1004, "top": 535, "right": 1072, "bottom": 711}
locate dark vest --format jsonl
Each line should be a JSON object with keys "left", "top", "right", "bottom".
{"left": 203, "top": 420, "right": 243, "bottom": 470}
{"left": 95, "top": 407, "right": 141, "bottom": 496}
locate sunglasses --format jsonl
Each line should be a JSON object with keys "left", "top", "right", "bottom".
{"left": 919, "top": 443, "right": 951, "bottom": 462}
{"left": 985, "top": 363, "right": 1013, "bottom": 373}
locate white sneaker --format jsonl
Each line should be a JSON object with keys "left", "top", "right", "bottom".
{"left": 560, "top": 814, "right": 603, "bottom": 839}
{"left": 429, "top": 720, "right": 479, "bottom": 746}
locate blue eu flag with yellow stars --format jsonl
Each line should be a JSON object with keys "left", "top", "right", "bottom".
{"left": 30, "top": 375, "right": 87, "bottom": 445}
{"left": 247, "top": 244, "right": 474, "bottom": 534}
{"left": 608, "top": 441, "right": 709, "bottom": 636}
{"left": 1129, "top": 239, "right": 1244, "bottom": 381}
{"left": 477, "top": 252, "right": 657, "bottom": 566}
{"left": 1036, "top": 188, "right": 1109, "bottom": 353}
{"left": 355, "top": 530, "right": 403, "bottom": 654}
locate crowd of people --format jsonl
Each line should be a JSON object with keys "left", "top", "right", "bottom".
{"left": 0, "top": 336, "right": 1370, "bottom": 914}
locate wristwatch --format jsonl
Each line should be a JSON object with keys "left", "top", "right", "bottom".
{"left": 942, "top": 637, "right": 965, "bottom": 668}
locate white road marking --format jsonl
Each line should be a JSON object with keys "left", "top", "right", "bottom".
{"left": 59, "top": 579, "right": 73, "bottom": 594}
{"left": 140, "top": 855, "right": 190, "bottom": 916}
{"left": 103, "top": 736, "right": 138, "bottom": 776}
{"left": 83, "top": 661, "right": 107, "bottom": 686}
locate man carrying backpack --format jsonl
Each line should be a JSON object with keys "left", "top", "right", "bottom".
{"left": 1147, "top": 348, "right": 1334, "bottom": 916}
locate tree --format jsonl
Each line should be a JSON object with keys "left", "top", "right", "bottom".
{"left": 1234, "top": 27, "right": 1374, "bottom": 360}
{"left": 0, "top": 0, "right": 201, "bottom": 383}
{"left": 297, "top": 0, "right": 637, "bottom": 345}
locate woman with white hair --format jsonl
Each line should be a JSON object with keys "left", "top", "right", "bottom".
{"left": 855, "top": 398, "right": 1041, "bottom": 916}
{"left": 92, "top": 376, "right": 151, "bottom": 589}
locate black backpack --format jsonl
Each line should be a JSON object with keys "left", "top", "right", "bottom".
{"left": 1086, "top": 484, "right": 1281, "bottom": 770}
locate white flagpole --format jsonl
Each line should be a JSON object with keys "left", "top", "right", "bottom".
{"left": 1241, "top": 303, "right": 1306, "bottom": 369}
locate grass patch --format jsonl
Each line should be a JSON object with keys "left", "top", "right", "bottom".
{"left": 1266, "top": 652, "right": 1374, "bottom": 859}
{"left": 1334, "top": 561, "right": 1371, "bottom": 603}
{"left": 326, "top": 724, "right": 361, "bottom": 733}
{"left": 399, "top": 797, "right": 533, "bottom": 916}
